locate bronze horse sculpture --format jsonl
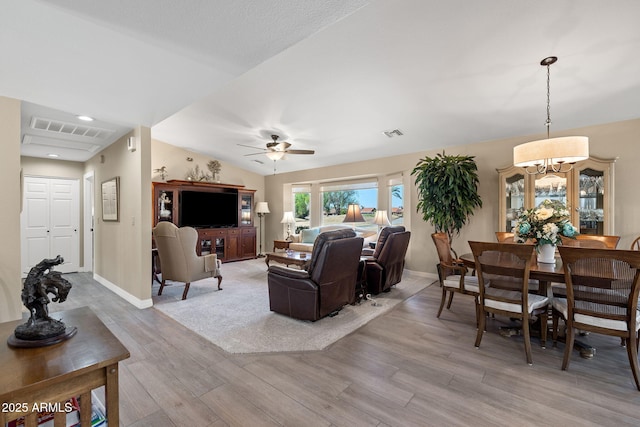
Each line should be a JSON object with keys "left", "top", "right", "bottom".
{"left": 11, "top": 255, "right": 75, "bottom": 344}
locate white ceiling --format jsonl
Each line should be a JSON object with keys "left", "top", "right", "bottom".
{"left": 3, "top": 0, "right": 640, "bottom": 175}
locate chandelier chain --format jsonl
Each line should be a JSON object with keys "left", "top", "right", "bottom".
{"left": 545, "top": 62, "right": 551, "bottom": 139}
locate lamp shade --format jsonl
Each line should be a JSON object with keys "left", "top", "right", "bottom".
{"left": 372, "top": 210, "right": 391, "bottom": 226}
{"left": 280, "top": 211, "right": 295, "bottom": 224}
{"left": 255, "top": 201, "right": 270, "bottom": 214}
{"left": 514, "top": 136, "right": 589, "bottom": 168}
{"left": 343, "top": 204, "right": 365, "bottom": 223}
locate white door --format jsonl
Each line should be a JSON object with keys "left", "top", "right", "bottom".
{"left": 21, "top": 177, "right": 79, "bottom": 275}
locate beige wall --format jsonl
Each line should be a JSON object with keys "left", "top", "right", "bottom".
{"left": 266, "top": 118, "right": 640, "bottom": 274}
{"left": 84, "top": 127, "right": 152, "bottom": 302}
{"left": 21, "top": 157, "right": 85, "bottom": 180}
{"left": 0, "top": 97, "right": 23, "bottom": 322}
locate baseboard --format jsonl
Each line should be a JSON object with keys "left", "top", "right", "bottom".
{"left": 93, "top": 273, "right": 153, "bottom": 309}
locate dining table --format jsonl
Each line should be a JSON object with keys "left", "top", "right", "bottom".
{"left": 459, "top": 250, "right": 596, "bottom": 358}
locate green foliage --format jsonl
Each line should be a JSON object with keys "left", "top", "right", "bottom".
{"left": 322, "top": 190, "right": 358, "bottom": 215}
{"left": 391, "top": 185, "right": 402, "bottom": 201}
{"left": 411, "top": 151, "right": 483, "bottom": 243}
{"left": 294, "top": 193, "right": 310, "bottom": 219}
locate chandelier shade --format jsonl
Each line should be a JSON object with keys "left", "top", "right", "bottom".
{"left": 513, "top": 136, "right": 589, "bottom": 168}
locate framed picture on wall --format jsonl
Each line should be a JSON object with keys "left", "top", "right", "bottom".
{"left": 101, "top": 177, "right": 119, "bottom": 221}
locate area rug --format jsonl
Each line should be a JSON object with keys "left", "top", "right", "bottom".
{"left": 153, "top": 258, "right": 434, "bottom": 354}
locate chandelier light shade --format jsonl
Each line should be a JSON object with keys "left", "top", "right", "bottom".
{"left": 513, "top": 136, "right": 589, "bottom": 168}
{"left": 343, "top": 204, "right": 366, "bottom": 223}
{"left": 513, "top": 56, "right": 589, "bottom": 174}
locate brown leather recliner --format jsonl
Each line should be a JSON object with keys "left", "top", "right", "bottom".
{"left": 365, "top": 226, "right": 411, "bottom": 294}
{"left": 267, "top": 229, "right": 364, "bottom": 321}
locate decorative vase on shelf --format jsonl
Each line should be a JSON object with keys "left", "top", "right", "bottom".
{"left": 537, "top": 244, "right": 556, "bottom": 264}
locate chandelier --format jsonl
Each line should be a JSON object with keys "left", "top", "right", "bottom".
{"left": 513, "top": 56, "right": 589, "bottom": 175}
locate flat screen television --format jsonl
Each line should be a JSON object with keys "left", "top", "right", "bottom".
{"left": 179, "top": 190, "right": 238, "bottom": 228}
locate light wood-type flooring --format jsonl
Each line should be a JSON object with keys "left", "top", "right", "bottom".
{"left": 52, "top": 270, "right": 640, "bottom": 426}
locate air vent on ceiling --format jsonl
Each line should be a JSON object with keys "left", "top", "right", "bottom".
{"left": 383, "top": 129, "right": 404, "bottom": 138}
{"left": 30, "top": 117, "right": 114, "bottom": 139}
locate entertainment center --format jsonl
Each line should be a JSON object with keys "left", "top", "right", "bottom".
{"left": 152, "top": 180, "right": 256, "bottom": 262}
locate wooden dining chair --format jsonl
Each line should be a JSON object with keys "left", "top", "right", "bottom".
{"left": 560, "top": 234, "right": 620, "bottom": 249}
{"left": 554, "top": 246, "right": 640, "bottom": 390}
{"left": 631, "top": 236, "right": 640, "bottom": 251}
{"left": 431, "top": 233, "right": 480, "bottom": 324}
{"left": 469, "top": 241, "right": 549, "bottom": 365}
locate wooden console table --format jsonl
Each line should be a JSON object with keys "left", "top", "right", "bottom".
{"left": 0, "top": 306, "right": 130, "bottom": 427}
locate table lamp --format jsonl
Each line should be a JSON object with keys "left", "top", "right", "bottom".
{"left": 255, "top": 202, "right": 270, "bottom": 257}
{"left": 372, "top": 210, "right": 391, "bottom": 232}
{"left": 342, "top": 204, "right": 366, "bottom": 225}
{"left": 280, "top": 211, "right": 296, "bottom": 241}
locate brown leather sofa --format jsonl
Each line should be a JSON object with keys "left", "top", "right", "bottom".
{"left": 365, "top": 226, "right": 411, "bottom": 295}
{"left": 267, "top": 229, "right": 364, "bottom": 321}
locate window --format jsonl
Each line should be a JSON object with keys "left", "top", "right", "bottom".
{"left": 292, "top": 184, "right": 311, "bottom": 232}
{"left": 389, "top": 175, "right": 404, "bottom": 225}
{"left": 319, "top": 179, "right": 378, "bottom": 231}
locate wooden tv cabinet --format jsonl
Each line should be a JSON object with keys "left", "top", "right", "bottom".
{"left": 152, "top": 180, "right": 256, "bottom": 262}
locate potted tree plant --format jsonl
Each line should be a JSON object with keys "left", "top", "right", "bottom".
{"left": 412, "top": 151, "right": 483, "bottom": 257}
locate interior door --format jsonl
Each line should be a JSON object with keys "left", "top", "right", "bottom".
{"left": 21, "top": 176, "right": 79, "bottom": 276}
{"left": 49, "top": 178, "right": 79, "bottom": 273}
{"left": 21, "top": 178, "right": 50, "bottom": 275}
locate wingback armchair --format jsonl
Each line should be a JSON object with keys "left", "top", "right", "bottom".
{"left": 267, "top": 229, "right": 363, "bottom": 321}
{"left": 365, "top": 226, "right": 411, "bottom": 295}
{"left": 152, "top": 222, "right": 222, "bottom": 300}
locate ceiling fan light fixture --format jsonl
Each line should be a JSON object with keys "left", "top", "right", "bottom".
{"left": 265, "top": 151, "right": 285, "bottom": 161}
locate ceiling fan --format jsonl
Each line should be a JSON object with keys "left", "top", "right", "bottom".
{"left": 238, "top": 134, "right": 315, "bottom": 161}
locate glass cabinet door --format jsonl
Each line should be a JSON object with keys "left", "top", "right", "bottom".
{"left": 498, "top": 166, "right": 525, "bottom": 232}
{"left": 573, "top": 157, "right": 614, "bottom": 235}
{"left": 156, "top": 189, "right": 174, "bottom": 223}
{"left": 533, "top": 173, "right": 568, "bottom": 207}
{"left": 240, "top": 193, "right": 253, "bottom": 226}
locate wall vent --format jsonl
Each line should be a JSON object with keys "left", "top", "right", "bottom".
{"left": 383, "top": 129, "right": 404, "bottom": 138}
{"left": 30, "top": 117, "right": 114, "bottom": 139}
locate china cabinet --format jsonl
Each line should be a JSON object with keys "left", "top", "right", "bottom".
{"left": 152, "top": 180, "right": 256, "bottom": 262}
{"left": 497, "top": 156, "right": 615, "bottom": 234}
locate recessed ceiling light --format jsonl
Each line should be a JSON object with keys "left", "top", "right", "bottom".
{"left": 47, "top": 153, "right": 59, "bottom": 158}
{"left": 76, "top": 115, "right": 94, "bottom": 122}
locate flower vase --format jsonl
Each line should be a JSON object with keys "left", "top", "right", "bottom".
{"left": 537, "top": 244, "right": 556, "bottom": 264}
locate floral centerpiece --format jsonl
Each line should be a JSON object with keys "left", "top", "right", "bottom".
{"left": 513, "top": 199, "right": 578, "bottom": 263}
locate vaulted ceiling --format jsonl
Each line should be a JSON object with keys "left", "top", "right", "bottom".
{"left": 3, "top": 0, "right": 640, "bottom": 175}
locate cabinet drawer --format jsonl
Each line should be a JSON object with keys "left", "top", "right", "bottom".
{"left": 228, "top": 228, "right": 240, "bottom": 236}
{"left": 242, "top": 228, "right": 256, "bottom": 235}
{"left": 199, "top": 229, "right": 226, "bottom": 237}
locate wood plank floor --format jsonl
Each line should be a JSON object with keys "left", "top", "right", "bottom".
{"left": 52, "top": 269, "right": 640, "bottom": 426}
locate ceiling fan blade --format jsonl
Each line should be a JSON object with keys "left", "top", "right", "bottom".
{"left": 238, "top": 143, "right": 267, "bottom": 151}
{"left": 285, "top": 149, "right": 315, "bottom": 155}
{"left": 243, "top": 152, "right": 267, "bottom": 157}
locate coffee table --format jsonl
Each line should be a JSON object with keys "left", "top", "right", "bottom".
{"left": 265, "top": 250, "right": 310, "bottom": 268}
